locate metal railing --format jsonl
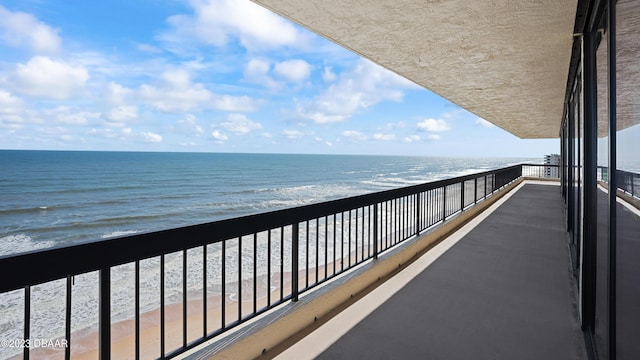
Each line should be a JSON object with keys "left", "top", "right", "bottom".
{"left": 0, "top": 164, "right": 524, "bottom": 359}
{"left": 522, "top": 163, "right": 560, "bottom": 179}
{"left": 597, "top": 166, "right": 640, "bottom": 199}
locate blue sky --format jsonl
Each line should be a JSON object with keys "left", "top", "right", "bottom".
{"left": 0, "top": 0, "right": 558, "bottom": 157}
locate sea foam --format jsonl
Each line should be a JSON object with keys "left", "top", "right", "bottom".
{"left": 0, "top": 234, "right": 55, "bottom": 257}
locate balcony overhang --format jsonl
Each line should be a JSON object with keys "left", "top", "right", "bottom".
{"left": 251, "top": 0, "right": 578, "bottom": 139}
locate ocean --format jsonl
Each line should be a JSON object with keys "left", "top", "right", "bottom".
{"left": 0, "top": 150, "right": 534, "bottom": 358}
{"left": 0, "top": 150, "right": 534, "bottom": 256}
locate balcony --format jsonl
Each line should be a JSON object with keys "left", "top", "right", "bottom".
{"left": 0, "top": 164, "right": 593, "bottom": 360}
{"left": 270, "top": 182, "right": 586, "bottom": 360}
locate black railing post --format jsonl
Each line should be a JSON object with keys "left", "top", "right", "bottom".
{"left": 492, "top": 174, "right": 496, "bottom": 193}
{"left": 442, "top": 186, "right": 447, "bottom": 222}
{"left": 292, "top": 222, "right": 299, "bottom": 302}
{"left": 65, "top": 276, "right": 72, "bottom": 360}
{"left": 484, "top": 175, "right": 488, "bottom": 198}
{"left": 373, "top": 203, "right": 379, "bottom": 259}
{"left": 202, "top": 247, "right": 207, "bottom": 338}
{"left": 253, "top": 233, "right": 258, "bottom": 315}
{"left": 474, "top": 177, "right": 478, "bottom": 204}
{"left": 182, "top": 250, "right": 188, "bottom": 348}
{"left": 415, "top": 193, "right": 420, "bottom": 236}
{"left": 160, "top": 255, "right": 165, "bottom": 356}
{"left": 460, "top": 181, "right": 465, "bottom": 211}
{"left": 238, "top": 236, "right": 242, "bottom": 321}
{"left": 134, "top": 262, "right": 140, "bottom": 360}
{"left": 24, "top": 286, "right": 30, "bottom": 360}
{"left": 99, "top": 268, "right": 111, "bottom": 360}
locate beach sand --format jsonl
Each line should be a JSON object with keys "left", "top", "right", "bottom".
{"left": 16, "top": 237, "right": 381, "bottom": 360}
{"left": 19, "top": 260, "right": 353, "bottom": 360}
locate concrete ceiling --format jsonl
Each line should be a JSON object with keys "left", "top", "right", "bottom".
{"left": 251, "top": 0, "right": 578, "bottom": 139}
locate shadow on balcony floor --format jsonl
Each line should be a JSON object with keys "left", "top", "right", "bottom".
{"left": 277, "top": 183, "right": 587, "bottom": 360}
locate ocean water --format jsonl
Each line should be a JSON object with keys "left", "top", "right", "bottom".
{"left": 0, "top": 150, "right": 534, "bottom": 357}
{"left": 0, "top": 150, "right": 533, "bottom": 256}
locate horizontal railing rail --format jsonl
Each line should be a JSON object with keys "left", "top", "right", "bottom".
{"left": 597, "top": 166, "right": 640, "bottom": 199}
{"left": 522, "top": 163, "right": 560, "bottom": 179}
{"left": 0, "top": 164, "right": 524, "bottom": 360}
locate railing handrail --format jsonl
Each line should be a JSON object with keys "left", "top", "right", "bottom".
{"left": 522, "top": 163, "right": 560, "bottom": 167}
{"left": 596, "top": 166, "right": 639, "bottom": 199}
{"left": 0, "top": 164, "right": 523, "bottom": 293}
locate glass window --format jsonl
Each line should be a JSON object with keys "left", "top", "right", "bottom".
{"left": 616, "top": 0, "right": 640, "bottom": 358}
{"left": 595, "top": 21, "right": 609, "bottom": 359}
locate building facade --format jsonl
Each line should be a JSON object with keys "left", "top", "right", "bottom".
{"left": 559, "top": 1, "right": 639, "bottom": 359}
{"left": 545, "top": 154, "right": 561, "bottom": 178}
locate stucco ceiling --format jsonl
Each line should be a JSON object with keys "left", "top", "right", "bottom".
{"left": 251, "top": 0, "right": 578, "bottom": 139}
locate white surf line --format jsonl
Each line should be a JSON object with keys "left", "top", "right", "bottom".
{"left": 275, "top": 180, "right": 532, "bottom": 360}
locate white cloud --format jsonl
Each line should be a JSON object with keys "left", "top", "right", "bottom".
{"left": 177, "top": 114, "right": 204, "bottom": 135}
{"left": 139, "top": 68, "right": 257, "bottom": 112}
{"left": 105, "top": 82, "right": 134, "bottom": 105}
{"left": 403, "top": 135, "right": 421, "bottom": 143}
{"left": 136, "top": 43, "right": 163, "bottom": 53}
{"left": 89, "top": 128, "right": 120, "bottom": 139}
{"left": 106, "top": 105, "right": 138, "bottom": 123}
{"left": 9, "top": 56, "right": 89, "bottom": 99}
{"left": 56, "top": 111, "right": 100, "bottom": 126}
{"left": 0, "top": 90, "right": 24, "bottom": 115}
{"left": 380, "top": 121, "right": 406, "bottom": 131}
{"left": 0, "top": 6, "right": 61, "bottom": 53}
{"left": 417, "top": 118, "right": 451, "bottom": 132}
{"left": 43, "top": 106, "right": 101, "bottom": 126}
{"left": 103, "top": 83, "right": 137, "bottom": 125}
{"left": 211, "top": 130, "right": 228, "bottom": 142}
{"left": 161, "top": 0, "right": 305, "bottom": 52}
{"left": 142, "top": 131, "right": 163, "bottom": 143}
{"left": 0, "top": 90, "right": 25, "bottom": 129}
{"left": 282, "top": 129, "right": 305, "bottom": 139}
{"left": 274, "top": 59, "right": 311, "bottom": 82}
{"left": 243, "top": 58, "right": 279, "bottom": 89}
{"left": 341, "top": 130, "right": 367, "bottom": 141}
{"left": 373, "top": 133, "right": 396, "bottom": 141}
{"left": 212, "top": 94, "right": 257, "bottom": 112}
{"left": 322, "top": 66, "right": 336, "bottom": 82}
{"left": 139, "top": 69, "right": 211, "bottom": 112}
{"left": 314, "top": 136, "right": 332, "bottom": 147}
{"left": 427, "top": 134, "right": 441, "bottom": 141}
{"left": 245, "top": 58, "right": 270, "bottom": 77}
{"left": 475, "top": 118, "right": 495, "bottom": 128}
{"left": 298, "top": 110, "right": 346, "bottom": 124}
{"left": 218, "top": 113, "right": 262, "bottom": 134}
{"left": 299, "top": 59, "right": 416, "bottom": 124}
{"left": 59, "top": 134, "right": 75, "bottom": 142}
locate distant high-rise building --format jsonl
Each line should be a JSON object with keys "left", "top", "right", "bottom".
{"left": 544, "top": 154, "right": 560, "bottom": 178}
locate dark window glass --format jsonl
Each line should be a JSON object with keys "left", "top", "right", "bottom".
{"left": 595, "top": 21, "right": 609, "bottom": 359}
{"left": 616, "top": 1, "right": 640, "bottom": 358}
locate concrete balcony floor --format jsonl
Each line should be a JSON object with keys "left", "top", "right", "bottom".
{"left": 274, "top": 182, "right": 587, "bottom": 360}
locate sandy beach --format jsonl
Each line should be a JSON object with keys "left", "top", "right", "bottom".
{"left": 14, "top": 225, "right": 391, "bottom": 360}
{"left": 19, "top": 260, "right": 352, "bottom": 360}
